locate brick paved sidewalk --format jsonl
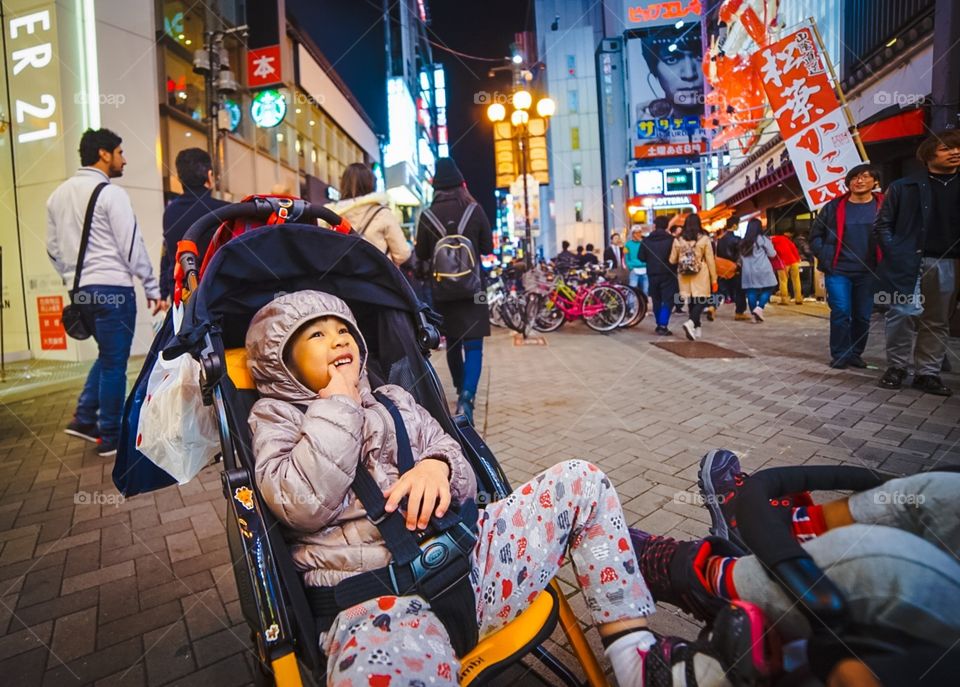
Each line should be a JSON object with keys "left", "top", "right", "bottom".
{"left": 0, "top": 302, "right": 957, "bottom": 686}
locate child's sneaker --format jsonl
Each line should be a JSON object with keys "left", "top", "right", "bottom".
{"left": 611, "top": 601, "right": 780, "bottom": 686}
{"left": 697, "top": 449, "right": 749, "bottom": 550}
{"left": 629, "top": 529, "right": 744, "bottom": 622}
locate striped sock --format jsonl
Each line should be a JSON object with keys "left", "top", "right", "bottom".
{"left": 704, "top": 555, "right": 739, "bottom": 600}
{"left": 791, "top": 504, "right": 827, "bottom": 542}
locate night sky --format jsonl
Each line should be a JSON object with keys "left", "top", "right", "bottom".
{"left": 287, "top": 0, "right": 531, "bottom": 220}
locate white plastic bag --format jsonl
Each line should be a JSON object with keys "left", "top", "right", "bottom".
{"left": 136, "top": 304, "right": 220, "bottom": 484}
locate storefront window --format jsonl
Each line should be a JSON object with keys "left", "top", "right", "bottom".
{"left": 161, "top": 1, "right": 204, "bottom": 49}
{"left": 164, "top": 50, "right": 205, "bottom": 120}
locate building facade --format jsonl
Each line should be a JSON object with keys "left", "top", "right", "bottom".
{"left": 2, "top": 0, "right": 164, "bottom": 362}
{"left": 382, "top": 0, "right": 447, "bottom": 235}
{"left": 533, "top": 0, "right": 608, "bottom": 257}
{"left": 157, "top": 1, "right": 380, "bottom": 205}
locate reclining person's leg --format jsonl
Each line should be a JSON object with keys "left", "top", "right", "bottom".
{"left": 730, "top": 524, "right": 960, "bottom": 646}
{"left": 322, "top": 594, "right": 459, "bottom": 686}
{"left": 846, "top": 471, "right": 960, "bottom": 554}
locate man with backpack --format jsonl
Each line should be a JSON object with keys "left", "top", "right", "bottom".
{"left": 415, "top": 158, "right": 493, "bottom": 424}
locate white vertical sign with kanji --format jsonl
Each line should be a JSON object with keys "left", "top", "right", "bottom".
{"left": 752, "top": 20, "right": 864, "bottom": 210}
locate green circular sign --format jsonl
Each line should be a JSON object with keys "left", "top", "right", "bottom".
{"left": 224, "top": 99, "right": 242, "bottom": 132}
{"left": 250, "top": 90, "right": 286, "bottom": 128}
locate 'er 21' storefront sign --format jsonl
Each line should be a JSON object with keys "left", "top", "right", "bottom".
{"left": 6, "top": 8, "right": 60, "bottom": 144}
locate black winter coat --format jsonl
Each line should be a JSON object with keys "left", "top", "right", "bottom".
{"left": 716, "top": 232, "right": 740, "bottom": 261}
{"left": 415, "top": 194, "right": 493, "bottom": 341}
{"left": 160, "top": 187, "right": 228, "bottom": 300}
{"left": 638, "top": 229, "right": 677, "bottom": 278}
{"left": 873, "top": 173, "right": 932, "bottom": 296}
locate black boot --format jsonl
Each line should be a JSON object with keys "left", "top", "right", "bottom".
{"left": 455, "top": 390, "right": 475, "bottom": 425}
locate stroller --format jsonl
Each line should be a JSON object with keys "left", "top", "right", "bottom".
{"left": 123, "top": 197, "right": 608, "bottom": 686}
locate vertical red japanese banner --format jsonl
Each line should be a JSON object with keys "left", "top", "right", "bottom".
{"left": 37, "top": 296, "right": 66, "bottom": 351}
{"left": 751, "top": 20, "right": 864, "bottom": 209}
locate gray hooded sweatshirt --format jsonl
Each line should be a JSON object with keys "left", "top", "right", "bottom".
{"left": 246, "top": 290, "right": 477, "bottom": 587}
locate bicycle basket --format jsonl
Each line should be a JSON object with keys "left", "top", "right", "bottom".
{"left": 522, "top": 268, "right": 555, "bottom": 294}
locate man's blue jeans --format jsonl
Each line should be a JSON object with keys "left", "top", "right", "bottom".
{"left": 74, "top": 285, "right": 137, "bottom": 442}
{"left": 447, "top": 337, "right": 483, "bottom": 397}
{"left": 824, "top": 272, "right": 875, "bottom": 362}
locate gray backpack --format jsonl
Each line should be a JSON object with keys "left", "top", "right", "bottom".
{"left": 422, "top": 203, "right": 481, "bottom": 302}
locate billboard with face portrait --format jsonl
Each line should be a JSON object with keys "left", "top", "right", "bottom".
{"left": 626, "top": 22, "right": 706, "bottom": 160}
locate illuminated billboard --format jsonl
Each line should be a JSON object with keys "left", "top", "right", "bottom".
{"left": 626, "top": 22, "right": 706, "bottom": 159}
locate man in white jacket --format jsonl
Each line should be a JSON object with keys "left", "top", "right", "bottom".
{"left": 47, "top": 128, "right": 164, "bottom": 456}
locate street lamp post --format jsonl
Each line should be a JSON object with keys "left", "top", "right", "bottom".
{"left": 487, "top": 91, "right": 554, "bottom": 268}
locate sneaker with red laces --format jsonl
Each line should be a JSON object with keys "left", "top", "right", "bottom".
{"left": 639, "top": 601, "right": 780, "bottom": 686}
{"left": 629, "top": 529, "right": 744, "bottom": 622}
{"left": 698, "top": 449, "right": 749, "bottom": 550}
{"left": 698, "top": 450, "right": 817, "bottom": 550}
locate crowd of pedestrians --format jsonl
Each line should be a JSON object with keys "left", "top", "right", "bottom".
{"left": 586, "top": 131, "right": 958, "bottom": 396}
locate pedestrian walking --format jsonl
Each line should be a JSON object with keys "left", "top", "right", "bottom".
{"left": 668, "top": 216, "right": 686, "bottom": 313}
{"left": 809, "top": 164, "right": 882, "bottom": 369}
{"left": 414, "top": 157, "right": 493, "bottom": 422}
{"left": 875, "top": 130, "right": 960, "bottom": 396}
{"left": 771, "top": 232, "right": 804, "bottom": 305}
{"left": 640, "top": 215, "right": 679, "bottom": 335}
{"left": 327, "top": 163, "right": 411, "bottom": 265}
{"left": 159, "top": 148, "right": 228, "bottom": 303}
{"left": 669, "top": 213, "right": 717, "bottom": 340}
{"left": 738, "top": 219, "right": 778, "bottom": 322}
{"left": 715, "top": 224, "right": 749, "bottom": 320}
{"left": 47, "top": 128, "right": 165, "bottom": 457}
{"left": 625, "top": 226, "right": 649, "bottom": 294}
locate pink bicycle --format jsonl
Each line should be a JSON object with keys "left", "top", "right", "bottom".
{"left": 531, "top": 268, "right": 626, "bottom": 332}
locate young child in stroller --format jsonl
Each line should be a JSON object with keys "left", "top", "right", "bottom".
{"left": 245, "top": 290, "right": 766, "bottom": 687}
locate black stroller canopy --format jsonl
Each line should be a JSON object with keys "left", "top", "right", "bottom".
{"left": 178, "top": 223, "right": 425, "bottom": 350}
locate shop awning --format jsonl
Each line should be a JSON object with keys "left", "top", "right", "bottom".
{"left": 699, "top": 203, "right": 735, "bottom": 226}
{"left": 725, "top": 162, "right": 796, "bottom": 208}
{"left": 859, "top": 108, "right": 926, "bottom": 144}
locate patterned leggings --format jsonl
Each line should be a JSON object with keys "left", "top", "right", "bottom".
{"left": 321, "top": 460, "right": 655, "bottom": 687}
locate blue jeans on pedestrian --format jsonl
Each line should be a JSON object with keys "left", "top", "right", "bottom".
{"left": 824, "top": 271, "right": 875, "bottom": 362}
{"left": 744, "top": 287, "right": 773, "bottom": 311}
{"left": 447, "top": 337, "right": 483, "bottom": 397}
{"left": 648, "top": 274, "right": 678, "bottom": 328}
{"left": 74, "top": 285, "right": 137, "bottom": 442}
{"left": 628, "top": 269, "right": 648, "bottom": 295}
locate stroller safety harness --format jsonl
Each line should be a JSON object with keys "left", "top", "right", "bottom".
{"left": 297, "top": 392, "right": 480, "bottom": 657}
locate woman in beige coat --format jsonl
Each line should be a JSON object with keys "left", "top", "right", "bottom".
{"left": 669, "top": 213, "right": 717, "bottom": 340}
{"left": 327, "top": 163, "right": 411, "bottom": 265}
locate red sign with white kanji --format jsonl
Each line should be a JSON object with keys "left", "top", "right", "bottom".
{"left": 752, "top": 21, "right": 864, "bottom": 209}
{"left": 37, "top": 296, "right": 67, "bottom": 350}
{"left": 247, "top": 45, "right": 282, "bottom": 89}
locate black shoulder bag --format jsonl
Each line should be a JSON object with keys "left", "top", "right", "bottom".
{"left": 62, "top": 182, "right": 109, "bottom": 340}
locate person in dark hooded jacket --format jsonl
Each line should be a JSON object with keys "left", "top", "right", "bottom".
{"left": 639, "top": 215, "right": 679, "bottom": 334}
{"left": 415, "top": 158, "right": 493, "bottom": 423}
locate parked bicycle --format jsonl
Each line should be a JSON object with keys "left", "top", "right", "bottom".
{"left": 531, "top": 266, "right": 626, "bottom": 333}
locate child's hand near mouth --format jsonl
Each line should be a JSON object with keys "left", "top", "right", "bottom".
{"left": 319, "top": 358, "right": 361, "bottom": 402}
